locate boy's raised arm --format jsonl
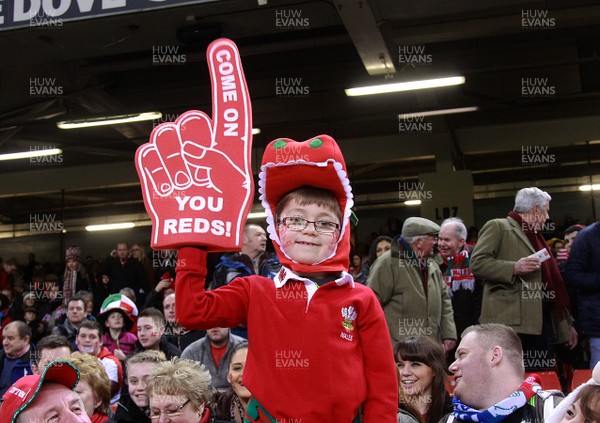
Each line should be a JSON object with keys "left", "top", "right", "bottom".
{"left": 175, "top": 247, "right": 249, "bottom": 329}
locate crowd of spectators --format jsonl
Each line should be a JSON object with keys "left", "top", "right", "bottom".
{"left": 0, "top": 185, "right": 599, "bottom": 422}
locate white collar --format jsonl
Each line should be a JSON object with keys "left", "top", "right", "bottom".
{"left": 273, "top": 266, "right": 354, "bottom": 288}
{"left": 273, "top": 266, "right": 354, "bottom": 308}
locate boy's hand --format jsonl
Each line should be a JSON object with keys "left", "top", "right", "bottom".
{"left": 136, "top": 38, "right": 253, "bottom": 251}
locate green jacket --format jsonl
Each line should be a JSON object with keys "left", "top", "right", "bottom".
{"left": 470, "top": 217, "right": 570, "bottom": 343}
{"left": 367, "top": 239, "right": 456, "bottom": 345}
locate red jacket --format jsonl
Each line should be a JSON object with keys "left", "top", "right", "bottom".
{"left": 175, "top": 247, "right": 397, "bottom": 423}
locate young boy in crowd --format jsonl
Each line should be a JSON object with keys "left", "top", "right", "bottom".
{"left": 175, "top": 136, "right": 397, "bottom": 422}
{"left": 97, "top": 293, "right": 138, "bottom": 361}
{"left": 22, "top": 307, "right": 45, "bottom": 344}
{"left": 134, "top": 307, "right": 181, "bottom": 360}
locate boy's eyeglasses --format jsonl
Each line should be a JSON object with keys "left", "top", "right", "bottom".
{"left": 145, "top": 399, "right": 192, "bottom": 419}
{"left": 279, "top": 216, "right": 340, "bottom": 234}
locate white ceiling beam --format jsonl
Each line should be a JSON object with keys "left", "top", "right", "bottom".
{"left": 334, "top": 0, "right": 397, "bottom": 75}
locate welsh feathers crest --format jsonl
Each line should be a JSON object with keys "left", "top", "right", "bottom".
{"left": 341, "top": 306, "right": 357, "bottom": 331}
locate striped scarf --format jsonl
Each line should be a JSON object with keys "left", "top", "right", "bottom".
{"left": 443, "top": 249, "right": 475, "bottom": 294}
{"left": 63, "top": 269, "right": 76, "bottom": 306}
{"left": 452, "top": 379, "right": 540, "bottom": 423}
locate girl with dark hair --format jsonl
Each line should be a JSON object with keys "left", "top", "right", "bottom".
{"left": 357, "top": 235, "right": 393, "bottom": 283}
{"left": 394, "top": 336, "right": 452, "bottom": 423}
{"left": 395, "top": 365, "right": 423, "bottom": 423}
{"left": 214, "top": 341, "right": 250, "bottom": 423}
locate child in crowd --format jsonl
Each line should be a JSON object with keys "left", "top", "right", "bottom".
{"left": 62, "top": 245, "right": 90, "bottom": 305}
{"left": 97, "top": 293, "right": 138, "bottom": 361}
{"left": 174, "top": 136, "right": 397, "bottom": 422}
{"left": 22, "top": 291, "right": 37, "bottom": 310}
{"left": 23, "top": 306, "right": 45, "bottom": 344}
{"left": 547, "top": 362, "right": 600, "bottom": 423}
{"left": 114, "top": 350, "right": 167, "bottom": 423}
{"left": 135, "top": 307, "right": 181, "bottom": 359}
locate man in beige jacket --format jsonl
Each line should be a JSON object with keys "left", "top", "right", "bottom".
{"left": 368, "top": 217, "right": 457, "bottom": 351}
{"left": 470, "top": 187, "right": 577, "bottom": 371}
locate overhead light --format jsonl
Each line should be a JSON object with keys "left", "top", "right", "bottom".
{"left": 57, "top": 112, "right": 162, "bottom": 129}
{"left": 252, "top": 128, "right": 261, "bottom": 135}
{"left": 404, "top": 200, "right": 422, "bottom": 206}
{"left": 248, "top": 211, "right": 267, "bottom": 219}
{"left": 345, "top": 76, "right": 465, "bottom": 97}
{"left": 579, "top": 184, "right": 600, "bottom": 191}
{"left": 0, "top": 148, "right": 62, "bottom": 161}
{"left": 86, "top": 222, "right": 135, "bottom": 231}
{"left": 399, "top": 106, "right": 479, "bottom": 120}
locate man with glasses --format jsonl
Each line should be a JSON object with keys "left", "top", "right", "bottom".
{"left": 368, "top": 217, "right": 457, "bottom": 351}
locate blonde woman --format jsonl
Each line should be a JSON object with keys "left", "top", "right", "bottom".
{"left": 114, "top": 350, "right": 167, "bottom": 423}
{"left": 146, "top": 357, "right": 213, "bottom": 422}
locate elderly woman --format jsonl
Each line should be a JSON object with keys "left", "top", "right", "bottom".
{"left": 146, "top": 357, "right": 213, "bottom": 423}
{"left": 69, "top": 352, "right": 113, "bottom": 423}
{"left": 114, "top": 350, "right": 167, "bottom": 423}
{"left": 215, "top": 342, "right": 250, "bottom": 423}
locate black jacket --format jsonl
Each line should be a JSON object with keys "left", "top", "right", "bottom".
{"left": 134, "top": 337, "right": 181, "bottom": 360}
{"left": 111, "top": 391, "right": 150, "bottom": 423}
{"left": 565, "top": 222, "right": 600, "bottom": 337}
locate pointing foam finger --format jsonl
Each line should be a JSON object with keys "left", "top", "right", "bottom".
{"left": 207, "top": 38, "right": 252, "bottom": 168}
